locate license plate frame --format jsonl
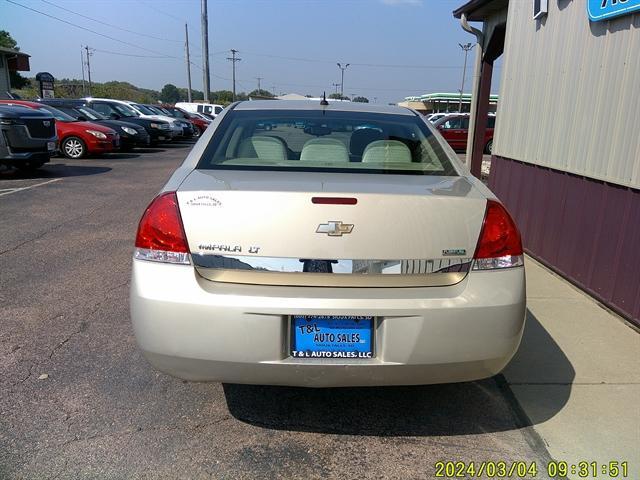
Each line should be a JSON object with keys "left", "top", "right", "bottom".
{"left": 47, "top": 141, "right": 56, "bottom": 151}
{"left": 290, "top": 315, "right": 375, "bottom": 359}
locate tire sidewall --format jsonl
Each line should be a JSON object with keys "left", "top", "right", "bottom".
{"left": 485, "top": 139, "right": 493, "bottom": 154}
{"left": 62, "top": 136, "right": 86, "bottom": 159}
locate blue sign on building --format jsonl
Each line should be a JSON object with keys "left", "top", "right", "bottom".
{"left": 588, "top": 0, "right": 640, "bottom": 21}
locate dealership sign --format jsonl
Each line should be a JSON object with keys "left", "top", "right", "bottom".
{"left": 588, "top": 0, "right": 640, "bottom": 21}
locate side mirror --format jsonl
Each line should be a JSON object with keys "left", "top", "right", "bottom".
{"left": 76, "top": 115, "right": 87, "bottom": 122}
{"left": 109, "top": 113, "right": 120, "bottom": 120}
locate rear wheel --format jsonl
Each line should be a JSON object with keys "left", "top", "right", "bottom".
{"left": 484, "top": 139, "right": 493, "bottom": 154}
{"left": 62, "top": 136, "right": 86, "bottom": 159}
{"left": 192, "top": 126, "right": 202, "bottom": 138}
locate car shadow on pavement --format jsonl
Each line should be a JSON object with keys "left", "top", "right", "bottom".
{"left": 0, "top": 163, "right": 111, "bottom": 180}
{"left": 98, "top": 153, "right": 142, "bottom": 160}
{"left": 160, "top": 142, "right": 196, "bottom": 149}
{"left": 223, "top": 309, "right": 574, "bottom": 436}
{"left": 131, "top": 148, "right": 166, "bottom": 154}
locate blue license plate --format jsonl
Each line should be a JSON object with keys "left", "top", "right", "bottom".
{"left": 291, "top": 315, "right": 374, "bottom": 359}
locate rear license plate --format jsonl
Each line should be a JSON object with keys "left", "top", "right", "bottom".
{"left": 47, "top": 141, "right": 56, "bottom": 151}
{"left": 291, "top": 315, "right": 374, "bottom": 359}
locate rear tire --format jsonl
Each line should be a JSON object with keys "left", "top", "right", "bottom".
{"left": 62, "top": 136, "right": 86, "bottom": 159}
{"left": 192, "top": 126, "right": 202, "bottom": 138}
{"left": 484, "top": 139, "right": 493, "bottom": 154}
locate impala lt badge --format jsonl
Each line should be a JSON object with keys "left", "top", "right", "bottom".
{"left": 316, "top": 221, "right": 354, "bottom": 237}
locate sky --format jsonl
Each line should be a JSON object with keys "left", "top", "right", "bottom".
{"left": 1, "top": 0, "right": 498, "bottom": 104}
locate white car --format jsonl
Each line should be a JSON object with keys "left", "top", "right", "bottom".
{"left": 130, "top": 100, "right": 526, "bottom": 387}
{"left": 122, "top": 101, "right": 184, "bottom": 137}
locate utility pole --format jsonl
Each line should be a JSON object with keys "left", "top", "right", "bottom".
{"left": 184, "top": 23, "right": 192, "bottom": 102}
{"left": 201, "top": 0, "right": 210, "bottom": 102}
{"left": 80, "top": 46, "right": 86, "bottom": 96}
{"left": 84, "top": 45, "right": 93, "bottom": 96}
{"left": 458, "top": 43, "right": 474, "bottom": 112}
{"left": 332, "top": 82, "right": 340, "bottom": 95}
{"left": 337, "top": 63, "right": 349, "bottom": 98}
{"left": 227, "top": 49, "right": 241, "bottom": 101}
{"left": 255, "top": 76, "right": 263, "bottom": 93}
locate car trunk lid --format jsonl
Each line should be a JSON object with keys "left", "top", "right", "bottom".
{"left": 176, "top": 170, "right": 487, "bottom": 287}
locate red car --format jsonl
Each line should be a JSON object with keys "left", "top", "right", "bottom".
{"left": 0, "top": 100, "right": 120, "bottom": 159}
{"left": 433, "top": 113, "right": 495, "bottom": 154}
{"left": 158, "top": 105, "right": 211, "bottom": 138}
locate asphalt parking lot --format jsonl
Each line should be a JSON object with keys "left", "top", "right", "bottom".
{"left": 0, "top": 143, "right": 559, "bottom": 479}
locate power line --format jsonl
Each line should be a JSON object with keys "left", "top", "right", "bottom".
{"left": 5, "top": 0, "right": 182, "bottom": 59}
{"left": 137, "top": 0, "right": 184, "bottom": 22}
{"left": 93, "top": 48, "right": 172, "bottom": 59}
{"left": 39, "top": 0, "right": 183, "bottom": 43}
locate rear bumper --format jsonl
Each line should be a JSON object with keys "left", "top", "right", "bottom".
{"left": 130, "top": 260, "right": 526, "bottom": 387}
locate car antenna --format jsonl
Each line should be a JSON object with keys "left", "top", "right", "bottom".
{"left": 320, "top": 91, "right": 329, "bottom": 106}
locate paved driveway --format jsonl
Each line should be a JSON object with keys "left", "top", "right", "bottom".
{"left": 1, "top": 145, "right": 557, "bottom": 479}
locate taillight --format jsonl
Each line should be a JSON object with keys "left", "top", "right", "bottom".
{"left": 134, "top": 192, "right": 190, "bottom": 265}
{"left": 472, "top": 199, "right": 524, "bottom": 270}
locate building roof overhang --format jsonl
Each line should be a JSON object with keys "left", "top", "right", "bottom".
{"left": 453, "top": 0, "right": 508, "bottom": 21}
{"left": 0, "top": 47, "right": 31, "bottom": 72}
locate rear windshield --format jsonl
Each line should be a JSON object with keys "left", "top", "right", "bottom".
{"left": 197, "top": 109, "right": 457, "bottom": 176}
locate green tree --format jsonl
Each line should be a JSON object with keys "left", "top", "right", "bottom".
{"left": 248, "top": 89, "right": 274, "bottom": 98}
{"left": 352, "top": 96, "right": 369, "bottom": 103}
{"left": 211, "top": 90, "right": 234, "bottom": 104}
{"left": 160, "top": 83, "right": 181, "bottom": 103}
{"left": 0, "top": 30, "right": 29, "bottom": 89}
{"left": 329, "top": 93, "right": 349, "bottom": 101}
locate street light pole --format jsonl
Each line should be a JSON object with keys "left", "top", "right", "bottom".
{"left": 337, "top": 63, "right": 349, "bottom": 98}
{"left": 458, "top": 43, "right": 474, "bottom": 112}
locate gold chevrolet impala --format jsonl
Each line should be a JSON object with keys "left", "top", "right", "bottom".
{"left": 130, "top": 100, "right": 525, "bottom": 387}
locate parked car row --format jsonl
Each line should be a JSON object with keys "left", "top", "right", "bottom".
{"left": 0, "top": 99, "right": 216, "bottom": 168}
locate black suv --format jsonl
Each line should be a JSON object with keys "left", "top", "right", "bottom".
{"left": 0, "top": 105, "right": 57, "bottom": 171}
{"left": 38, "top": 99, "right": 150, "bottom": 150}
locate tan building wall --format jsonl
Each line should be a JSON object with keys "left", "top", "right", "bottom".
{"left": 494, "top": 1, "right": 640, "bottom": 189}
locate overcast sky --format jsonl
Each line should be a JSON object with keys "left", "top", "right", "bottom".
{"left": 2, "top": 0, "right": 498, "bottom": 103}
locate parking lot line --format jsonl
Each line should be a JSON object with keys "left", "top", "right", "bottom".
{"left": 0, "top": 178, "right": 62, "bottom": 197}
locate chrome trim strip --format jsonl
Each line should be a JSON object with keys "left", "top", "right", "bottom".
{"left": 192, "top": 254, "right": 471, "bottom": 287}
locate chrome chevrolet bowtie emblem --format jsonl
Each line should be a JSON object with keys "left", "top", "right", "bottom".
{"left": 316, "top": 221, "right": 354, "bottom": 236}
